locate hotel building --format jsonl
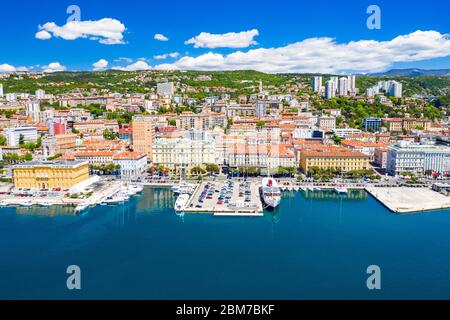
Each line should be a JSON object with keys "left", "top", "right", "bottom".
{"left": 387, "top": 141, "right": 450, "bottom": 175}
{"left": 113, "top": 151, "right": 148, "bottom": 178}
{"left": 152, "top": 137, "right": 215, "bottom": 174}
{"left": 12, "top": 160, "right": 90, "bottom": 190}
{"left": 300, "top": 148, "right": 370, "bottom": 173}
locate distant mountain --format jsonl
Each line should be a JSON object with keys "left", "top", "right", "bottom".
{"left": 369, "top": 68, "right": 450, "bottom": 77}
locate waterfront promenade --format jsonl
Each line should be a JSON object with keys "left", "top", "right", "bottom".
{"left": 366, "top": 187, "right": 450, "bottom": 213}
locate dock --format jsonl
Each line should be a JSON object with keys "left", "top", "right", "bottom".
{"left": 183, "top": 180, "right": 263, "bottom": 216}
{"left": 366, "top": 186, "right": 450, "bottom": 213}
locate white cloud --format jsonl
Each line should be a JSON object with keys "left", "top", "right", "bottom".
{"left": 112, "top": 60, "right": 152, "bottom": 71}
{"left": 154, "top": 63, "right": 178, "bottom": 70}
{"left": 42, "top": 62, "right": 66, "bottom": 73}
{"left": 92, "top": 59, "right": 109, "bottom": 71}
{"left": 157, "top": 30, "right": 450, "bottom": 73}
{"left": 35, "top": 30, "right": 52, "bottom": 40}
{"left": 114, "top": 57, "right": 133, "bottom": 63}
{"left": 154, "top": 34, "right": 169, "bottom": 41}
{"left": 0, "top": 64, "right": 29, "bottom": 72}
{"left": 185, "top": 29, "right": 259, "bottom": 48}
{"left": 35, "top": 18, "right": 126, "bottom": 45}
{"left": 153, "top": 52, "right": 180, "bottom": 60}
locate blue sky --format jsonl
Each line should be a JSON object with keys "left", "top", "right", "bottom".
{"left": 1, "top": 0, "right": 449, "bottom": 73}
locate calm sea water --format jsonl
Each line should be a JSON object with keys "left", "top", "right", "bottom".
{"left": 1, "top": 188, "right": 450, "bottom": 300}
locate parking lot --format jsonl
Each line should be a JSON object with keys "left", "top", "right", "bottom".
{"left": 185, "top": 178, "right": 263, "bottom": 215}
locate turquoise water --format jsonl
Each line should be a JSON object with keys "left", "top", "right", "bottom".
{"left": 1, "top": 188, "right": 450, "bottom": 299}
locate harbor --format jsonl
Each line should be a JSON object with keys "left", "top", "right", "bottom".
{"left": 3, "top": 186, "right": 450, "bottom": 300}
{"left": 2, "top": 176, "right": 450, "bottom": 215}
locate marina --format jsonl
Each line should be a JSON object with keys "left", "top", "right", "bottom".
{"left": 2, "top": 177, "right": 450, "bottom": 215}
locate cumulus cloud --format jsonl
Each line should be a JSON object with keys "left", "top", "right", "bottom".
{"left": 153, "top": 52, "right": 180, "bottom": 60}
{"left": 92, "top": 59, "right": 109, "bottom": 70}
{"left": 42, "top": 62, "right": 66, "bottom": 73}
{"left": 154, "top": 33, "right": 169, "bottom": 41}
{"left": 185, "top": 29, "right": 259, "bottom": 48}
{"left": 156, "top": 30, "right": 450, "bottom": 73}
{"left": 112, "top": 60, "right": 152, "bottom": 71}
{"left": 35, "top": 18, "right": 126, "bottom": 45}
{"left": 0, "top": 64, "right": 29, "bottom": 72}
{"left": 114, "top": 57, "right": 133, "bottom": 63}
{"left": 35, "top": 30, "right": 52, "bottom": 40}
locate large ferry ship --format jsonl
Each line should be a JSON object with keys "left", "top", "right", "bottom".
{"left": 174, "top": 194, "right": 190, "bottom": 212}
{"left": 261, "top": 177, "right": 281, "bottom": 209}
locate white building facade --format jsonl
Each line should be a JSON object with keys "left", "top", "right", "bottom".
{"left": 387, "top": 141, "right": 450, "bottom": 175}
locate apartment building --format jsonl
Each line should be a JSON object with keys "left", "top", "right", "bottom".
{"left": 132, "top": 115, "right": 156, "bottom": 160}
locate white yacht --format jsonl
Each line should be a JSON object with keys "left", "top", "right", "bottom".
{"left": 175, "top": 194, "right": 190, "bottom": 212}
{"left": 104, "top": 195, "right": 127, "bottom": 205}
{"left": 130, "top": 185, "right": 143, "bottom": 194}
{"left": 75, "top": 204, "right": 89, "bottom": 213}
{"left": 261, "top": 177, "right": 281, "bottom": 209}
{"left": 20, "top": 201, "right": 33, "bottom": 207}
{"left": 335, "top": 186, "right": 348, "bottom": 194}
{"left": 40, "top": 202, "right": 52, "bottom": 207}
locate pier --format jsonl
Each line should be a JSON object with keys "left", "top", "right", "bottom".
{"left": 183, "top": 180, "right": 263, "bottom": 216}
{"left": 366, "top": 187, "right": 450, "bottom": 213}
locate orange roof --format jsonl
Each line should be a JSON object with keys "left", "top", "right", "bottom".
{"left": 341, "top": 140, "right": 392, "bottom": 148}
{"left": 113, "top": 151, "right": 146, "bottom": 160}
{"left": 74, "top": 151, "right": 115, "bottom": 157}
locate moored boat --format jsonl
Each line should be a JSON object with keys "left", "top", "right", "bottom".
{"left": 261, "top": 177, "right": 281, "bottom": 209}
{"left": 334, "top": 186, "right": 348, "bottom": 194}
{"left": 175, "top": 194, "right": 190, "bottom": 212}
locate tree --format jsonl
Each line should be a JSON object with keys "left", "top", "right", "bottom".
{"left": 191, "top": 166, "right": 206, "bottom": 175}
{"left": 256, "top": 120, "right": 266, "bottom": 128}
{"left": 0, "top": 135, "right": 6, "bottom": 146}
{"left": 47, "top": 153, "right": 62, "bottom": 161}
{"left": 103, "top": 128, "right": 118, "bottom": 140}
{"left": 36, "top": 136, "right": 42, "bottom": 148}
{"left": 332, "top": 135, "right": 343, "bottom": 145}
{"left": 167, "top": 119, "right": 177, "bottom": 126}
{"left": 205, "top": 163, "right": 220, "bottom": 174}
{"left": 23, "top": 153, "right": 33, "bottom": 161}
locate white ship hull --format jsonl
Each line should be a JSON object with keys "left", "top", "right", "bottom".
{"left": 175, "top": 194, "right": 190, "bottom": 212}
{"left": 261, "top": 178, "right": 281, "bottom": 209}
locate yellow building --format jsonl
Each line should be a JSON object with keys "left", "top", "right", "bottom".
{"left": 300, "top": 149, "right": 370, "bottom": 173}
{"left": 384, "top": 118, "right": 431, "bottom": 132}
{"left": 12, "top": 160, "right": 90, "bottom": 190}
